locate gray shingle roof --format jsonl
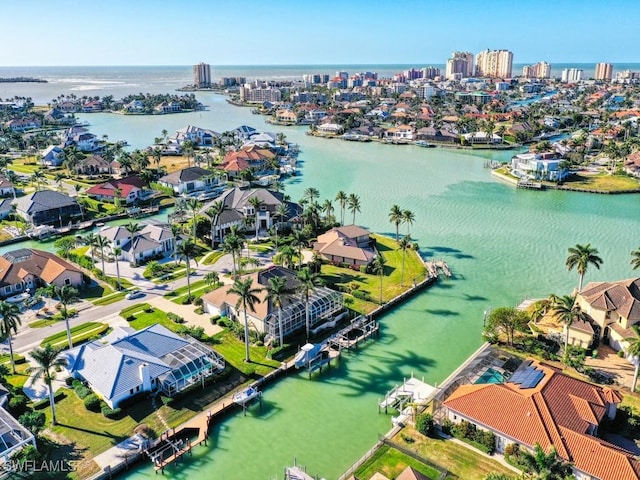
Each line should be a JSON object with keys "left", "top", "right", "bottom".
{"left": 158, "top": 167, "right": 213, "bottom": 185}
{"left": 15, "top": 190, "right": 79, "bottom": 214}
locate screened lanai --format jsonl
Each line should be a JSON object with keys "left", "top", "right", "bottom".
{"left": 158, "top": 340, "right": 225, "bottom": 397}
{"left": 0, "top": 407, "right": 35, "bottom": 463}
{"left": 264, "top": 286, "right": 343, "bottom": 342}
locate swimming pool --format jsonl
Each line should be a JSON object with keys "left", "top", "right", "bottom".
{"left": 475, "top": 367, "right": 504, "bottom": 384}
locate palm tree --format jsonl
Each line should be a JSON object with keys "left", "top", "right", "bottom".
{"left": 125, "top": 221, "right": 142, "bottom": 266}
{"left": 551, "top": 294, "right": 586, "bottom": 362}
{"left": 321, "top": 199, "right": 334, "bottom": 225}
{"left": 31, "top": 169, "right": 46, "bottom": 192}
{"left": 566, "top": 243, "right": 603, "bottom": 292}
{"left": 228, "top": 277, "right": 262, "bottom": 362}
{"left": 389, "top": 205, "right": 403, "bottom": 241}
{"left": 36, "top": 283, "right": 57, "bottom": 309}
{"left": 26, "top": 344, "right": 67, "bottom": 425}
{"left": 631, "top": 247, "right": 640, "bottom": 270}
{"left": 223, "top": 232, "right": 243, "bottom": 278}
{"left": 297, "top": 267, "right": 322, "bottom": 341}
{"left": 402, "top": 209, "right": 415, "bottom": 236}
{"left": 204, "top": 271, "right": 220, "bottom": 289}
{"left": 54, "top": 285, "right": 78, "bottom": 349}
{"left": 278, "top": 245, "right": 296, "bottom": 269}
{"left": 303, "top": 187, "right": 320, "bottom": 204}
{"left": 371, "top": 254, "right": 387, "bottom": 304}
{"left": 625, "top": 336, "right": 640, "bottom": 392}
{"left": 290, "top": 228, "right": 307, "bottom": 269}
{"left": 248, "top": 196, "right": 265, "bottom": 240}
{"left": 176, "top": 238, "right": 198, "bottom": 300}
{"left": 265, "top": 276, "right": 295, "bottom": 346}
{"left": 187, "top": 198, "right": 202, "bottom": 242}
{"left": 519, "top": 443, "right": 573, "bottom": 480}
{"left": 0, "top": 301, "right": 22, "bottom": 373}
{"left": 347, "top": 193, "right": 361, "bottom": 225}
{"left": 84, "top": 232, "right": 97, "bottom": 264}
{"left": 206, "top": 201, "right": 226, "bottom": 248}
{"left": 93, "top": 235, "right": 112, "bottom": 277}
{"left": 398, "top": 235, "right": 413, "bottom": 286}
{"left": 335, "top": 190, "right": 348, "bottom": 225}
{"left": 273, "top": 203, "right": 290, "bottom": 250}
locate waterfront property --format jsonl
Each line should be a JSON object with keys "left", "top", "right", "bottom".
{"left": 510, "top": 152, "right": 569, "bottom": 182}
{"left": 158, "top": 166, "right": 222, "bottom": 195}
{"left": 313, "top": 224, "right": 376, "bottom": 268}
{"left": 202, "top": 266, "right": 343, "bottom": 342}
{"left": 571, "top": 277, "right": 640, "bottom": 351}
{"left": 0, "top": 385, "right": 36, "bottom": 464}
{"left": 86, "top": 175, "right": 147, "bottom": 204}
{"left": 64, "top": 324, "right": 225, "bottom": 408}
{"left": 14, "top": 190, "right": 83, "bottom": 227}
{"left": 97, "top": 221, "right": 178, "bottom": 264}
{"left": 442, "top": 359, "right": 638, "bottom": 480}
{"left": 0, "top": 248, "right": 83, "bottom": 298}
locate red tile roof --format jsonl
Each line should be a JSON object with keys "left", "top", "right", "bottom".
{"left": 86, "top": 175, "right": 144, "bottom": 198}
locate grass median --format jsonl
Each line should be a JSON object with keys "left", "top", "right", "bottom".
{"left": 40, "top": 322, "right": 109, "bottom": 348}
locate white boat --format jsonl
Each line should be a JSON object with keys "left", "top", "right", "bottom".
{"left": 5, "top": 292, "right": 31, "bottom": 304}
{"left": 293, "top": 343, "right": 325, "bottom": 369}
{"left": 415, "top": 140, "right": 435, "bottom": 148}
{"left": 232, "top": 386, "right": 261, "bottom": 405}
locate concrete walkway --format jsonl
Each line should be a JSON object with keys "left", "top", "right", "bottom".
{"left": 92, "top": 434, "right": 148, "bottom": 472}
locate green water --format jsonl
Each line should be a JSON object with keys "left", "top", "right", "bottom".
{"left": 76, "top": 95, "right": 640, "bottom": 479}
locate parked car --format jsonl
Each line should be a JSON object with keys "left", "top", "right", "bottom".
{"left": 125, "top": 290, "right": 145, "bottom": 300}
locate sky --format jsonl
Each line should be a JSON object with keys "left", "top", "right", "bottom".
{"left": 2, "top": 0, "right": 639, "bottom": 66}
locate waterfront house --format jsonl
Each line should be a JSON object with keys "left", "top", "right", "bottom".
{"left": 443, "top": 359, "right": 638, "bottom": 480}
{"left": 316, "top": 123, "right": 343, "bottom": 134}
{"left": 15, "top": 190, "right": 82, "bottom": 227}
{"left": 571, "top": 278, "right": 640, "bottom": 352}
{"left": 202, "top": 266, "right": 343, "bottom": 342}
{"left": 221, "top": 146, "right": 276, "bottom": 177}
{"left": 63, "top": 126, "right": 99, "bottom": 152}
{"left": 5, "top": 117, "right": 41, "bottom": 132}
{"left": 275, "top": 109, "right": 297, "bottom": 124}
{"left": 41, "top": 145, "right": 65, "bottom": 167}
{"left": 75, "top": 154, "right": 112, "bottom": 175}
{"left": 510, "top": 152, "right": 568, "bottom": 181}
{"left": 97, "top": 222, "right": 177, "bottom": 264}
{"left": 233, "top": 125, "right": 259, "bottom": 141}
{"left": 158, "top": 166, "right": 221, "bottom": 195}
{"left": 65, "top": 324, "right": 225, "bottom": 408}
{"left": 154, "top": 101, "right": 182, "bottom": 114}
{"left": 624, "top": 151, "right": 640, "bottom": 178}
{"left": 462, "top": 131, "right": 502, "bottom": 144}
{"left": 0, "top": 176, "right": 15, "bottom": 198}
{"left": 384, "top": 125, "right": 415, "bottom": 141}
{"left": 0, "top": 199, "right": 13, "bottom": 220}
{"left": 174, "top": 125, "right": 220, "bottom": 146}
{"left": 313, "top": 225, "right": 376, "bottom": 268}
{"left": 202, "top": 187, "right": 301, "bottom": 242}
{"left": 86, "top": 175, "right": 146, "bottom": 204}
{"left": 415, "top": 126, "right": 460, "bottom": 144}
{"left": 0, "top": 248, "right": 84, "bottom": 298}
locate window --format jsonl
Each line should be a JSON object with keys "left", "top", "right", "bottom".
{"left": 130, "top": 389, "right": 134, "bottom": 394}
{"left": 4, "top": 286, "right": 10, "bottom": 294}
{"left": 15, "top": 284, "right": 21, "bottom": 291}
{"left": 64, "top": 278, "right": 71, "bottom": 285}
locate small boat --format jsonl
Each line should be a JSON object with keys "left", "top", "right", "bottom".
{"left": 415, "top": 140, "right": 435, "bottom": 148}
{"left": 232, "top": 386, "right": 261, "bottom": 406}
{"left": 5, "top": 292, "right": 31, "bottom": 304}
{"left": 293, "top": 343, "right": 326, "bottom": 369}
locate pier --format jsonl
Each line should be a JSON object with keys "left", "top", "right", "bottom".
{"left": 424, "top": 260, "right": 452, "bottom": 279}
{"left": 517, "top": 180, "right": 544, "bottom": 190}
{"left": 379, "top": 374, "right": 437, "bottom": 416}
{"left": 326, "top": 315, "right": 379, "bottom": 351}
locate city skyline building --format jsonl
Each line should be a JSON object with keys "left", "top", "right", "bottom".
{"left": 594, "top": 62, "right": 613, "bottom": 81}
{"left": 475, "top": 49, "right": 513, "bottom": 78}
{"left": 193, "top": 62, "right": 211, "bottom": 88}
{"left": 445, "top": 52, "right": 474, "bottom": 80}
{"left": 521, "top": 61, "right": 551, "bottom": 79}
{"left": 561, "top": 68, "right": 583, "bottom": 83}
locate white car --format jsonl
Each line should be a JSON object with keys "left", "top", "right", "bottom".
{"left": 125, "top": 290, "right": 145, "bottom": 300}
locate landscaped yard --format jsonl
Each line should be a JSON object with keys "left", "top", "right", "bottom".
{"left": 120, "top": 303, "right": 183, "bottom": 332}
{"left": 202, "top": 250, "right": 225, "bottom": 265}
{"left": 321, "top": 234, "right": 427, "bottom": 314}
{"left": 164, "top": 279, "right": 220, "bottom": 303}
{"left": 561, "top": 172, "right": 640, "bottom": 191}
{"left": 40, "top": 322, "right": 109, "bottom": 348}
{"left": 354, "top": 444, "right": 444, "bottom": 480}
{"left": 212, "top": 329, "right": 281, "bottom": 377}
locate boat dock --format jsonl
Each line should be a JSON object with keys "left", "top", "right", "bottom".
{"left": 326, "top": 315, "right": 379, "bottom": 351}
{"left": 378, "top": 374, "right": 437, "bottom": 415}
{"left": 517, "top": 180, "right": 544, "bottom": 190}
{"left": 424, "top": 260, "right": 452, "bottom": 279}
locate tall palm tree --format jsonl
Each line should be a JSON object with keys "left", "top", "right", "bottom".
{"left": 176, "top": 238, "right": 198, "bottom": 300}
{"left": 398, "top": 235, "right": 413, "bottom": 286}
{"left": 335, "top": 191, "right": 348, "bottom": 225}
{"left": 36, "top": 283, "right": 57, "bottom": 310}
{"left": 303, "top": 187, "right": 320, "bottom": 204}
{"left": 371, "top": 254, "right": 387, "bottom": 304}
{"left": 402, "top": 209, "right": 415, "bottom": 236}
{"left": 54, "top": 285, "right": 78, "bottom": 349}
{"left": 31, "top": 169, "right": 46, "bottom": 192}
{"left": 347, "top": 193, "right": 361, "bottom": 225}
{"left": 631, "top": 247, "right": 640, "bottom": 270}
{"left": 265, "top": 276, "right": 295, "bottom": 346}
{"left": 84, "top": 232, "right": 97, "bottom": 264}
{"left": 93, "top": 235, "right": 112, "bottom": 277}
{"left": 625, "top": 336, "right": 640, "bottom": 392}
{"left": 206, "top": 201, "right": 226, "bottom": 248}
{"left": 0, "top": 301, "right": 22, "bottom": 373}
{"left": 27, "top": 344, "right": 67, "bottom": 425}
{"left": 566, "top": 243, "right": 603, "bottom": 292}
{"left": 125, "top": 221, "right": 142, "bottom": 266}
{"left": 321, "top": 199, "right": 334, "bottom": 225}
{"left": 290, "top": 228, "right": 307, "bottom": 269}
{"left": 248, "top": 196, "right": 265, "bottom": 240}
{"left": 186, "top": 198, "right": 202, "bottom": 242}
{"left": 389, "top": 205, "right": 404, "bottom": 241}
{"left": 278, "top": 245, "right": 296, "bottom": 270}
{"left": 273, "top": 203, "right": 290, "bottom": 250}
{"left": 228, "top": 277, "right": 262, "bottom": 362}
{"left": 551, "top": 294, "right": 586, "bottom": 362}
{"left": 297, "top": 267, "right": 322, "bottom": 341}
{"left": 204, "top": 271, "right": 220, "bottom": 288}
{"left": 112, "top": 247, "right": 122, "bottom": 290}
{"left": 223, "top": 232, "right": 243, "bottom": 278}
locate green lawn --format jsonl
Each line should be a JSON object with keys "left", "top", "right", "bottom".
{"left": 4, "top": 363, "right": 31, "bottom": 389}
{"left": 120, "top": 304, "right": 183, "bottom": 333}
{"left": 354, "top": 445, "right": 443, "bottom": 480}
{"left": 321, "top": 234, "right": 427, "bottom": 314}
{"left": 202, "top": 250, "right": 225, "bottom": 265}
{"left": 40, "top": 322, "right": 109, "bottom": 347}
{"left": 91, "top": 290, "right": 129, "bottom": 306}
{"left": 30, "top": 318, "right": 61, "bottom": 328}
{"left": 212, "top": 330, "right": 281, "bottom": 377}
{"left": 165, "top": 279, "right": 220, "bottom": 304}
{"left": 80, "top": 283, "right": 114, "bottom": 301}
{"left": 561, "top": 172, "right": 640, "bottom": 191}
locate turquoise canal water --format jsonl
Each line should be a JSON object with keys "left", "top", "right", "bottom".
{"left": 46, "top": 95, "right": 640, "bottom": 479}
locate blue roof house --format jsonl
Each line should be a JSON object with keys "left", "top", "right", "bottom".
{"left": 65, "top": 324, "right": 225, "bottom": 408}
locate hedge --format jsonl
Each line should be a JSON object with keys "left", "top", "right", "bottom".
{"left": 101, "top": 406, "right": 123, "bottom": 419}
{"left": 33, "top": 391, "right": 67, "bottom": 410}
{"left": 83, "top": 393, "right": 101, "bottom": 412}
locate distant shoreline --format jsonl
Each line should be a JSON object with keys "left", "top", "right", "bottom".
{"left": 0, "top": 77, "right": 47, "bottom": 83}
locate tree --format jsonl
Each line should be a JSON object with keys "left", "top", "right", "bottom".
{"left": 54, "top": 285, "right": 78, "bottom": 348}
{"left": 54, "top": 236, "right": 76, "bottom": 259}
{"left": 631, "top": 247, "right": 640, "bottom": 270}
{"left": 550, "top": 294, "right": 586, "bottom": 361}
{"left": 36, "top": 283, "right": 57, "bottom": 309}
{"left": 290, "top": 228, "right": 307, "bottom": 269}
{"left": 347, "top": 193, "right": 361, "bottom": 225}
{"left": 273, "top": 203, "right": 290, "bottom": 250}
{"left": 0, "top": 301, "right": 22, "bottom": 373}
{"left": 223, "top": 232, "right": 243, "bottom": 278}
{"left": 26, "top": 344, "right": 67, "bottom": 425}
{"left": 278, "top": 245, "right": 296, "bottom": 269}
{"left": 206, "top": 201, "right": 226, "bottom": 248}
{"left": 84, "top": 232, "right": 97, "bottom": 264}
{"left": 176, "top": 238, "right": 198, "bottom": 300}
{"left": 371, "top": 254, "right": 387, "bottom": 304}
{"left": 228, "top": 277, "right": 262, "bottom": 362}
{"left": 389, "top": 205, "right": 404, "bottom": 241}
{"left": 398, "top": 235, "right": 413, "bottom": 286}
{"left": 566, "top": 243, "right": 603, "bottom": 292}
{"left": 625, "top": 336, "right": 640, "bottom": 392}
{"left": 93, "top": 235, "right": 112, "bottom": 277}
{"left": 248, "top": 196, "right": 265, "bottom": 240}
{"left": 402, "top": 209, "right": 415, "bottom": 236}
{"left": 518, "top": 443, "right": 573, "bottom": 480}
{"left": 112, "top": 247, "right": 122, "bottom": 290}
{"left": 186, "top": 198, "right": 202, "bottom": 242}
{"left": 485, "top": 307, "right": 529, "bottom": 347}
{"left": 125, "top": 221, "right": 143, "bottom": 266}
{"left": 297, "top": 267, "right": 322, "bottom": 341}
{"left": 265, "top": 276, "right": 295, "bottom": 346}
{"left": 321, "top": 199, "right": 334, "bottom": 225}
{"left": 303, "top": 187, "right": 320, "bottom": 204}
{"left": 335, "top": 190, "right": 348, "bottom": 225}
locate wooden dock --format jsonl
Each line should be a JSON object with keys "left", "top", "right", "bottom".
{"left": 326, "top": 315, "right": 379, "bottom": 351}
{"left": 424, "top": 260, "right": 452, "bottom": 279}
{"left": 517, "top": 180, "right": 544, "bottom": 190}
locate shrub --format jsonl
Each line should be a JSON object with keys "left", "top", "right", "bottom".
{"left": 182, "top": 295, "right": 194, "bottom": 305}
{"left": 65, "top": 377, "right": 74, "bottom": 386}
{"left": 101, "top": 406, "right": 122, "bottom": 419}
{"left": 194, "top": 297, "right": 203, "bottom": 307}
{"left": 8, "top": 395, "right": 29, "bottom": 416}
{"left": 167, "top": 312, "right": 184, "bottom": 323}
{"left": 416, "top": 413, "right": 435, "bottom": 437}
{"left": 33, "top": 391, "right": 66, "bottom": 410}
{"left": 618, "top": 349, "right": 625, "bottom": 358}
{"left": 441, "top": 418, "right": 454, "bottom": 435}
{"left": 19, "top": 411, "right": 46, "bottom": 436}
{"left": 505, "top": 443, "right": 519, "bottom": 458}
{"left": 74, "top": 382, "right": 91, "bottom": 400}
{"left": 400, "top": 433, "right": 415, "bottom": 444}
{"left": 194, "top": 307, "right": 204, "bottom": 315}
{"left": 210, "top": 314, "right": 221, "bottom": 324}
{"left": 83, "top": 394, "right": 101, "bottom": 412}
{"left": 359, "top": 265, "right": 368, "bottom": 274}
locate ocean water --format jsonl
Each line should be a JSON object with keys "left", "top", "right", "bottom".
{"left": 2, "top": 67, "right": 640, "bottom": 479}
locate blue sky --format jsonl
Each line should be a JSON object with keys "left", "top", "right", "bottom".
{"left": 3, "top": 0, "right": 639, "bottom": 66}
